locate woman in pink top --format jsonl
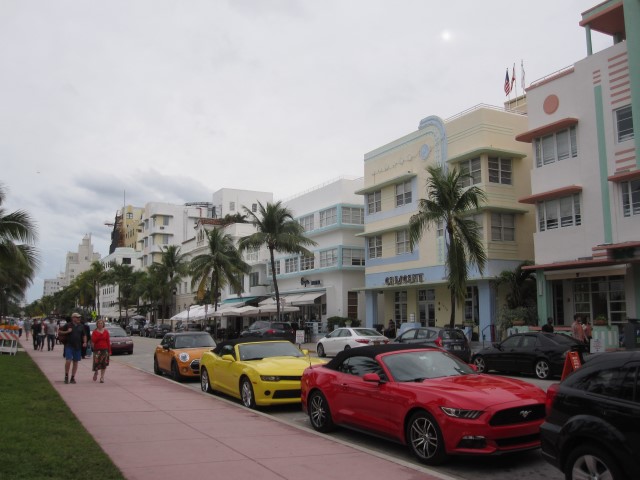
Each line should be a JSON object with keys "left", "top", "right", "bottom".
{"left": 91, "top": 319, "right": 111, "bottom": 383}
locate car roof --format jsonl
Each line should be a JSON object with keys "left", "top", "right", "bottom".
{"left": 167, "top": 332, "right": 210, "bottom": 337}
{"left": 324, "top": 344, "right": 435, "bottom": 370}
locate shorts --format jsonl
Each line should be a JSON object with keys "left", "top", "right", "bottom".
{"left": 64, "top": 345, "right": 82, "bottom": 362}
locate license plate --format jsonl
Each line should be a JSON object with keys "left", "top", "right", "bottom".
{"left": 373, "top": 341, "right": 380, "bottom": 345}
{"left": 453, "top": 345, "right": 462, "bottom": 350}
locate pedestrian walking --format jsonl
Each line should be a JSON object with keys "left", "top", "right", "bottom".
{"left": 583, "top": 319, "right": 592, "bottom": 344}
{"left": 17, "top": 318, "right": 24, "bottom": 337}
{"left": 45, "top": 317, "right": 58, "bottom": 351}
{"left": 91, "top": 319, "right": 111, "bottom": 383}
{"left": 571, "top": 314, "right": 585, "bottom": 343}
{"left": 58, "top": 313, "right": 87, "bottom": 384}
{"left": 36, "top": 319, "right": 46, "bottom": 351}
{"left": 23, "top": 317, "right": 31, "bottom": 341}
{"left": 31, "top": 318, "right": 40, "bottom": 349}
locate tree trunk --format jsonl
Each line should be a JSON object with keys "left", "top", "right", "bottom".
{"left": 269, "top": 247, "right": 281, "bottom": 321}
{"left": 449, "top": 292, "right": 456, "bottom": 329}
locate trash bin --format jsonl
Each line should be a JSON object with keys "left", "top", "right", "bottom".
{"left": 623, "top": 319, "right": 640, "bottom": 350}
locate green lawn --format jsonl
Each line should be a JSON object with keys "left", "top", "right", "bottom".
{"left": 0, "top": 352, "right": 125, "bottom": 480}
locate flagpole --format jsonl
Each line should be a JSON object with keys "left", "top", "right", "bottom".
{"left": 513, "top": 62, "right": 518, "bottom": 107}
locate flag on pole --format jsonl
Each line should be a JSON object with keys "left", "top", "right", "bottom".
{"left": 521, "top": 59, "right": 526, "bottom": 90}
{"left": 504, "top": 69, "right": 511, "bottom": 96}
{"left": 511, "top": 63, "right": 516, "bottom": 91}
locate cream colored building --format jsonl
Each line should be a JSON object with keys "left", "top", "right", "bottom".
{"left": 358, "top": 106, "right": 535, "bottom": 341}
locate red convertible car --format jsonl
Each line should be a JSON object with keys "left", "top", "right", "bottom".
{"left": 301, "top": 344, "right": 547, "bottom": 465}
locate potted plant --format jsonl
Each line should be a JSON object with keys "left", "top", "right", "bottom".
{"left": 594, "top": 315, "right": 608, "bottom": 326}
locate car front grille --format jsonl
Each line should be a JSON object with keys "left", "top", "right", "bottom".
{"left": 273, "top": 389, "right": 301, "bottom": 399}
{"left": 278, "top": 376, "right": 302, "bottom": 381}
{"left": 489, "top": 404, "right": 545, "bottom": 426}
{"left": 495, "top": 433, "right": 540, "bottom": 447}
{"left": 190, "top": 359, "right": 200, "bottom": 373}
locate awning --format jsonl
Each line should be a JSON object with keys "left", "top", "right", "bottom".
{"left": 515, "top": 118, "right": 579, "bottom": 143}
{"left": 221, "top": 296, "right": 257, "bottom": 307}
{"left": 290, "top": 292, "right": 325, "bottom": 305}
{"left": 259, "top": 294, "right": 301, "bottom": 306}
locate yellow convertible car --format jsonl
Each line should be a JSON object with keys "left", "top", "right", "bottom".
{"left": 154, "top": 332, "right": 216, "bottom": 381}
{"left": 199, "top": 339, "right": 325, "bottom": 408}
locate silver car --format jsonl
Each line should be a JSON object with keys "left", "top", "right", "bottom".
{"left": 316, "top": 327, "right": 389, "bottom": 357}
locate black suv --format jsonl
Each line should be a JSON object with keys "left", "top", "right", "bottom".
{"left": 126, "top": 318, "right": 146, "bottom": 336}
{"left": 239, "top": 321, "right": 295, "bottom": 343}
{"left": 540, "top": 351, "right": 640, "bottom": 480}
{"left": 152, "top": 323, "right": 172, "bottom": 338}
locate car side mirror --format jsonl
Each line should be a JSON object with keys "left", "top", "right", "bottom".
{"left": 163, "top": 345, "right": 170, "bottom": 350}
{"left": 493, "top": 342, "right": 502, "bottom": 349}
{"left": 363, "top": 373, "right": 382, "bottom": 384}
{"left": 469, "top": 364, "right": 478, "bottom": 372}
{"left": 221, "top": 354, "right": 235, "bottom": 362}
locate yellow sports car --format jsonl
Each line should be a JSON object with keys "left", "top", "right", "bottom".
{"left": 154, "top": 332, "right": 216, "bottom": 381}
{"left": 199, "top": 339, "right": 325, "bottom": 408}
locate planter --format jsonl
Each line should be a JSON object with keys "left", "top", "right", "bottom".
{"left": 594, "top": 318, "right": 608, "bottom": 326}
{"left": 512, "top": 320, "right": 526, "bottom": 326}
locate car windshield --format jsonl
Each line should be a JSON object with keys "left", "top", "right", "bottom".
{"left": 174, "top": 334, "right": 215, "bottom": 349}
{"left": 107, "top": 326, "right": 128, "bottom": 337}
{"left": 441, "top": 329, "right": 466, "bottom": 340}
{"left": 548, "top": 333, "right": 579, "bottom": 345}
{"left": 382, "top": 350, "right": 475, "bottom": 382}
{"left": 248, "top": 321, "right": 270, "bottom": 331}
{"left": 353, "top": 328, "right": 383, "bottom": 337}
{"left": 238, "top": 342, "right": 304, "bottom": 361}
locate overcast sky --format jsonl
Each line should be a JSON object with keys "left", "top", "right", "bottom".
{"left": 1, "top": 0, "right": 611, "bottom": 303}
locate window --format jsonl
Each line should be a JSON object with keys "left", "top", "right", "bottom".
{"left": 342, "top": 248, "right": 365, "bottom": 266}
{"left": 319, "top": 207, "right": 337, "bottom": 227}
{"left": 367, "top": 191, "right": 381, "bottom": 214}
{"left": 488, "top": 157, "right": 512, "bottom": 185}
{"left": 300, "top": 255, "right": 315, "bottom": 271}
{"left": 368, "top": 236, "right": 382, "bottom": 259}
{"left": 126, "top": 212, "right": 133, "bottom": 219}
{"left": 319, "top": 249, "right": 337, "bottom": 268}
{"left": 163, "top": 216, "right": 169, "bottom": 226}
{"left": 396, "top": 230, "right": 411, "bottom": 255}
{"left": 491, "top": 213, "right": 515, "bottom": 241}
{"left": 574, "top": 275, "right": 627, "bottom": 324}
{"left": 622, "top": 179, "right": 640, "bottom": 217}
{"left": 534, "top": 126, "right": 578, "bottom": 167}
{"left": 394, "top": 291, "right": 408, "bottom": 323}
{"left": 122, "top": 257, "right": 131, "bottom": 265}
{"left": 299, "top": 214, "right": 314, "bottom": 231}
{"left": 249, "top": 272, "right": 259, "bottom": 287}
{"left": 436, "top": 219, "right": 444, "bottom": 238}
{"left": 252, "top": 203, "right": 257, "bottom": 212}
{"left": 245, "top": 247, "right": 259, "bottom": 262}
{"left": 616, "top": 105, "right": 634, "bottom": 142}
{"left": 229, "top": 202, "right": 235, "bottom": 211}
{"left": 396, "top": 180, "right": 412, "bottom": 207}
{"left": 537, "top": 194, "right": 581, "bottom": 231}
{"left": 459, "top": 157, "right": 481, "bottom": 186}
{"left": 162, "top": 234, "right": 170, "bottom": 244}
{"left": 347, "top": 291, "right": 359, "bottom": 319}
{"left": 285, "top": 258, "right": 298, "bottom": 273}
{"left": 470, "top": 213, "right": 484, "bottom": 240}
{"left": 268, "top": 261, "right": 280, "bottom": 276}
{"left": 342, "top": 207, "right": 364, "bottom": 224}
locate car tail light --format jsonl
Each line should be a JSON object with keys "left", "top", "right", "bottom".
{"left": 266, "top": 329, "right": 276, "bottom": 335}
{"left": 355, "top": 339, "right": 370, "bottom": 344}
{"left": 545, "top": 383, "right": 560, "bottom": 416}
{"left": 434, "top": 337, "right": 443, "bottom": 347}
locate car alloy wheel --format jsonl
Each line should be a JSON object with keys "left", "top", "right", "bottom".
{"left": 406, "top": 411, "right": 448, "bottom": 465}
{"left": 473, "top": 356, "right": 486, "bottom": 373}
{"left": 153, "top": 356, "right": 161, "bottom": 375}
{"left": 241, "top": 377, "right": 256, "bottom": 409}
{"left": 534, "top": 359, "right": 551, "bottom": 379}
{"left": 308, "top": 391, "right": 335, "bottom": 433}
{"left": 566, "top": 443, "right": 623, "bottom": 480}
{"left": 317, "top": 343, "right": 325, "bottom": 358}
{"left": 201, "top": 368, "right": 212, "bottom": 393}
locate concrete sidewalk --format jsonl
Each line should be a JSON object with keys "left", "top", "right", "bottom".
{"left": 21, "top": 341, "right": 451, "bottom": 480}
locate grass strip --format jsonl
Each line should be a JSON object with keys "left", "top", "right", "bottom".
{"left": 0, "top": 352, "right": 125, "bottom": 480}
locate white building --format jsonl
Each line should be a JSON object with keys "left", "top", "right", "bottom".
{"left": 62, "top": 234, "right": 101, "bottom": 287}
{"left": 99, "top": 247, "right": 142, "bottom": 320}
{"left": 43, "top": 274, "right": 65, "bottom": 297}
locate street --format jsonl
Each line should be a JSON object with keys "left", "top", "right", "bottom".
{"left": 113, "top": 335, "right": 564, "bottom": 480}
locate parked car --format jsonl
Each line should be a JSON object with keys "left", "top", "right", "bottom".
{"left": 175, "top": 321, "right": 203, "bottom": 332}
{"left": 105, "top": 326, "right": 134, "bottom": 355}
{"left": 394, "top": 327, "right": 472, "bottom": 362}
{"left": 540, "top": 351, "right": 640, "bottom": 480}
{"left": 154, "top": 332, "right": 216, "bottom": 381}
{"left": 125, "top": 317, "right": 146, "bottom": 336}
{"left": 151, "top": 323, "right": 172, "bottom": 338}
{"left": 200, "top": 339, "right": 325, "bottom": 408}
{"left": 301, "top": 344, "right": 547, "bottom": 465}
{"left": 471, "top": 332, "right": 587, "bottom": 379}
{"left": 239, "top": 321, "right": 295, "bottom": 343}
{"left": 140, "top": 322, "right": 155, "bottom": 337}
{"left": 316, "top": 327, "right": 389, "bottom": 357}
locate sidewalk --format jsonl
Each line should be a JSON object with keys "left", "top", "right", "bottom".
{"left": 22, "top": 341, "right": 451, "bottom": 480}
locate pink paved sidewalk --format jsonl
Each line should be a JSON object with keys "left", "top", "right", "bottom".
{"left": 21, "top": 341, "right": 449, "bottom": 480}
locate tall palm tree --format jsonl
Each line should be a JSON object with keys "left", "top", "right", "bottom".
{"left": 190, "top": 228, "right": 250, "bottom": 313}
{"left": 159, "top": 245, "right": 188, "bottom": 317}
{"left": 0, "top": 183, "right": 40, "bottom": 313}
{"left": 86, "top": 260, "right": 107, "bottom": 317}
{"left": 238, "top": 201, "right": 317, "bottom": 321}
{"left": 105, "top": 262, "right": 135, "bottom": 320}
{"left": 409, "top": 165, "right": 487, "bottom": 328}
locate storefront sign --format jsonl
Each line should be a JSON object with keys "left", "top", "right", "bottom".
{"left": 384, "top": 273, "right": 424, "bottom": 285}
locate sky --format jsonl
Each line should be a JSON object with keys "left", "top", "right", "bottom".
{"left": 0, "top": 0, "right": 612, "bottom": 303}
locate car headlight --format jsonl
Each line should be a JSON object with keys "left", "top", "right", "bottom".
{"left": 178, "top": 352, "right": 190, "bottom": 362}
{"left": 260, "top": 375, "right": 281, "bottom": 382}
{"left": 440, "top": 407, "right": 483, "bottom": 419}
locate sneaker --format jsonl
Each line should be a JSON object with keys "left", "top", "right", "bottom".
{"left": 64, "top": 375, "right": 69, "bottom": 384}
{"left": 70, "top": 377, "right": 76, "bottom": 384}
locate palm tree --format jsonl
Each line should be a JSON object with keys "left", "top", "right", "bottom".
{"left": 104, "top": 262, "right": 135, "bottom": 320}
{"left": 190, "top": 228, "right": 250, "bottom": 313}
{"left": 159, "top": 245, "right": 188, "bottom": 317}
{"left": 0, "top": 183, "right": 40, "bottom": 313}
{"left": 238, "top": 201, "right": 317, "bottom": 321}
{"left": 86, "top": 261, "right": 107, "bottom": 317}
{"left": 409, "top": 165, "right": 487, "bottom": 328}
